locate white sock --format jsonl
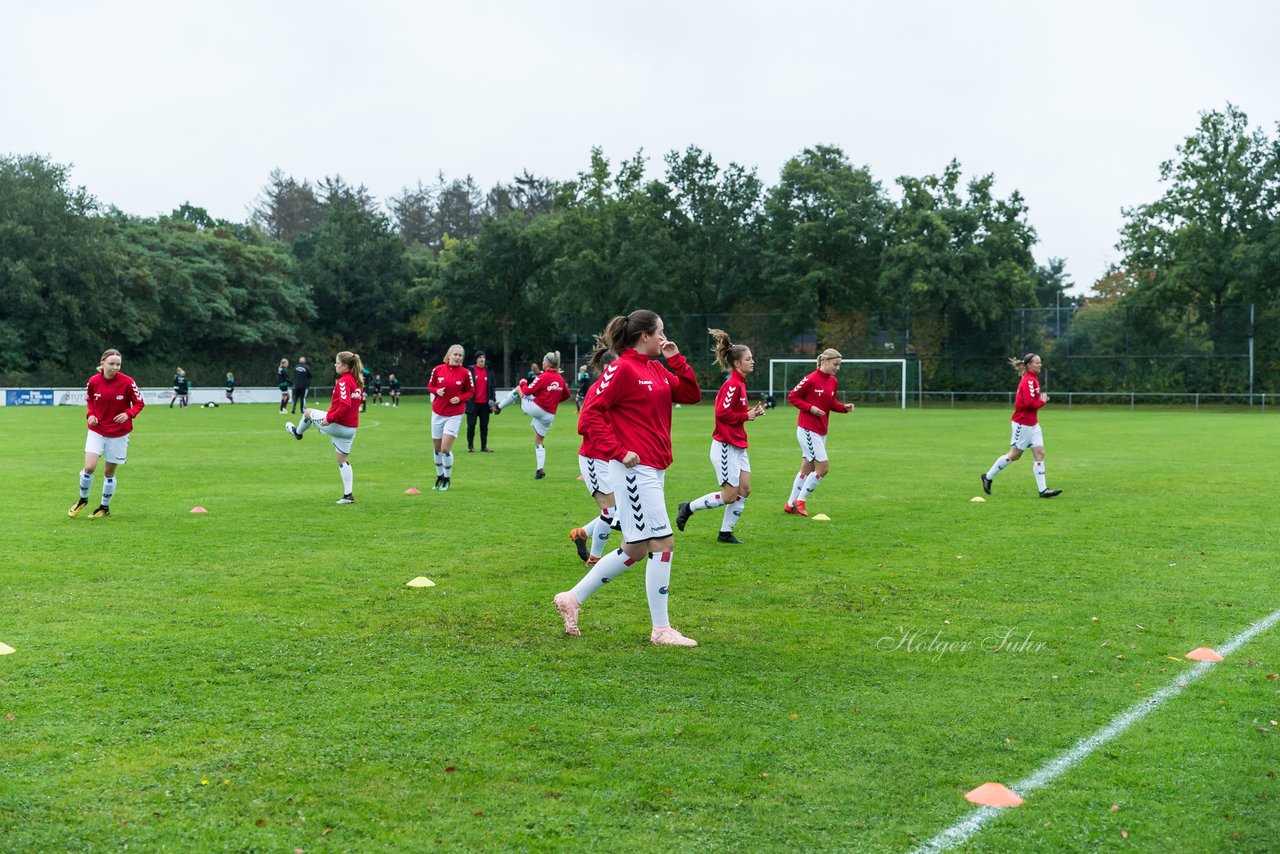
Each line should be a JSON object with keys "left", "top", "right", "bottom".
{"left": 79, "top": 470, "right": 94, "bottom": 500}
{"left": 434, "top": 452, "right": 444, "bottom": 476}
{"left": 1034, "top": 460, "right": 1047, "bottom": 492}
{"left": 690, "top": 492, "right": 724, "bottom": 513}
{"left": 802, "top": 473, "right": 822, "bottom": 499}
{"left": 591, "top": 508, "right": 614, "bottom": 558}
{"left": 721, "top": 497, "right": 746, "bottom": 532}
{"left": 442, "top": 452, "right": 454, "bottom": 478}
{"left": 570, "top": 548, "right": 637, "bottom": 602}
{"left": 986, "top": 455, "right": 1012, "bottom": 480}
{"left": 788, "top": 472, "right": 805, "bottom": 505}
{"left": 339, "top": 461, "right": 353, "bottom": 495}
{"left": 101, "top": 476, "right": 116, "bottom": 506}
{"left": 535, "top": 445, "right": 546, "bottom": 470}
{"left": 645, "top": 550, "right": 673, "bottom": 628}
{"left": 497, "top": 389, "right": 518, "bottom": 410}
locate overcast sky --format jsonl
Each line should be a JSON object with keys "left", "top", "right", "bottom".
{"left": 5, "top": 0, "right": 1278, "bottom": 295}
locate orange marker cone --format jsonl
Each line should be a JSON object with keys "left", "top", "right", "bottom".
{"left": 405, "top": 488, "right": 422, "bottom": 495}
{"left": 190, "top": 506, "right": 208, "bottom": 514}
{"left": 1185, "top": 647, "right": 1224, "bottom": 662}
{"left": 964, "top": 782, "right": 1024, "bottom": 807}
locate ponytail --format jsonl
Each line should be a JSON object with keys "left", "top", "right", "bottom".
{"left": 543, "top": 350, "right": 561, "bottom": 371}
{"left": 1008, "top": 353, "right": 1037, "bottom": 376}
{"left": 599, "top": 309, "right": 661, "bottom": 356}
{"left": 586, "top": 335, "right": 617, "bottom": 374}
{"left": 708, "top": 328, "right": 750, "bottom": 372}
{"left": 337, "top": 351, "right": 365, "bottom": 388}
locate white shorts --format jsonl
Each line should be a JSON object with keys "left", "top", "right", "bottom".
{"left": 1010, "top": 422, "right": 1044, "bottom": 451}
{"left": 710, "top": 440, "right": 750, "bottom": 487}
{"left": 431, "top": 413, "right": 462, "bottom": 440}
{"left": 578, "top": 455, "right": 614, "bottom": 496}
{"left": 521, "top": 398, "right": 555, "bottom": 438}
{"left": 609, "top": 461, "right": 672, "bottom": 543}
{"left": 85, "top": 431, "right": 130, "bottom": 465}
{"left": 317, "top": 423, "right": 357, "bottom": 455}
{"left": 796, "top": 427, "right": 829, "bottom": 462}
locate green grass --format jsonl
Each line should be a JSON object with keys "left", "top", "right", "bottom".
{"left": 2, "top": 400, "right": 1278, "bottom": 852}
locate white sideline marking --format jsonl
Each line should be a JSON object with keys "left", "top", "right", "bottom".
{"left": 911, "top": 605, "right": 1280, "bottom": 854}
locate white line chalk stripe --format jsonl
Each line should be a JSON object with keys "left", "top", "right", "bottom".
{"left": 911, "top": 605, "right": 1280, "bottom": 854}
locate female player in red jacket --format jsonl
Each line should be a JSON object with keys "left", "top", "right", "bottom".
{"left": 675, "top": 328, "right": 765, "bottom": 543}
{"left": 286, "top": 351, "right": 365, "bottom": 504}
{"left": 554, "top": 310, "right": 703, "bottom": 647}
{"left": 68, "top": 349, "right": 145, "bottom": 519}
{"left": 784, "top": 348, "right": 855, "bottom": 516}
{"left": 494, "top": 350, "right": 572, "bottom": 478}
{"left": 567, "top": 347, "right": 619, "bottom": 569}
{"left": 427, "top": 344, "right": 474, "bottom": 491}
{"left": 981, "top": 354, "right": 1062, "bottom": 498}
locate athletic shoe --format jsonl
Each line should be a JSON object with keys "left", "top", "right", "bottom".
{"left": 784, "top": 502, "right": 800, "bottom": 515}
{"left": 481, "top": 448, "right": 494, "bottom": 453}
{"left": 467, "top": 447, "right": 474, "bottom": 453}
{"left": 1039, "top": 488, "right": 1062, "bottom": 498}
{"left": 534, "top": 469, "right": 545, "bottom": 480}
{"left": 584, "top": 554, "right": 600, "bottom": 570}
{"left": 981, "top": 474, "right": 993, "bottom": 495}
{"left": 432, "top": 476, "right": 443, "bottom": 491}
{"left": 795, "top": 500, "right": 809, "bottom": 517}
{"left": 650, "top": 626, "right": 697, "bottom": 647}
{"left": 439, "top": 477, "right": 451, "bottom": 492}
{"left": 68, "top": 498, "right": 88, "bottom": 518}
{"left": 89, "top": 505, "right": 110, "bottom": 518}
{"left": 336, "top": 494, "right": 355, "bottom": 505}
{"left": 286, "top": 422, "right": 303, "bottom": 440}
{"left": 569, "top": 528, "right": 590, "bottom": 562}
{"left": 490, "top": 403, "right": 501, "bottom": 415}
{"left": 717, "top": 531, "right": 743, "bottom": 544}
{"left": 553, "top": 591, "right": 581, "bottom": 637}
{"left": 675, "top": 502, "right": 692, "bottom": 532}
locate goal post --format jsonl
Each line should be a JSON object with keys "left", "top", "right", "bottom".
{"left": 768, "top": 358, "right": 909, "bottom": 409}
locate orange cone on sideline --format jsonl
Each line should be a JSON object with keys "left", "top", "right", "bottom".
{"left": 190, "top": 507, "right": 208, "bottom": 514}
{"left": 965, "top": 782, "right": 1024, "bottom": 807}
{"left": 1185, "top": 647, "right": 1224, "bottom": 662}
{"left": 405, "top": 488, "right": 422, "bottom": 495}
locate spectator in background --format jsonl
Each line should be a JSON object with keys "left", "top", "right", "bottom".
{"left": 292, "top": 357, "right": 312, "bottom": 414}
{"left": 466, "top": 351, "right": 497, "bottom": 453}
{"left": 170, "top": 368, "right": 189, "bottom": 409}
{"left": 224, "top": 371, "right": 235, "bottom": 404}
{"left": 277, "top": 358, "right": 291, "bottom": 413}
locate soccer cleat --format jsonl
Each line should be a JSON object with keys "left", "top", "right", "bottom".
{"left": 553, "top": 591, "right": 581, "bottom": 637}
{"left": 481, "top": 448, "right": 494, "bottom": 453}
{"left": 467, "top": 447, "right": 474, "bottom": 453}
{"left": 569, "top": 528, "right": 590, "bottom": 562}
{"left": 68, "top": 498, "right": 88, "bottom": 518}
{"left": 490, "top": 403, "right": 501, "bottom": 415}
{"left": 784, "top": 502, "right": 800, "bottom": 515}
{"left": 534, "top": 469, "right": 545, "bottom": 480}
{"left": 439, "top": 477, "right": 451, "bottom": 492}
{"left": 717, "top": 531, "right": 743, "bottom": 544}
{"left": 792, "top": 500, "right": 809, "bottom": 517}
{"left": 336, "top": 494, "right": 355, "bottom": 504}
{"left": 584, "top": 554, "right": 600, "bottom": 570}
{"left": 1039, "top": 488, "right": 1063, "bottom": 498}
{"left": 981, "top": 474, "right": 993, "bottom": 495}
{"left": 675, "top": 502, "right": 692, "bottom": 532}
{"left": 650, "top": 626, "right": 698, "bottom": 647}
{"left": 286, "top": 422, "right": 303, "bottom": 440}
{"left": 89, "top": 505, "right": 110, "bottom": 518}
{"left": 432, "top": 476, "right": 443, "bottom": 491}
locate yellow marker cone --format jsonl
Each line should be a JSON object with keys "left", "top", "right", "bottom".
{"left": 970, "top": 496, "right": 986, "bottom": 503}
{"left": 1185, "top": 647, "right": 1224, "bottom": 662}
{"left": 406, "top": 577, "right": 436, "bottom": 588}
{"left": 0, "top": 642, "right": 15, "bottom": 655}
{"left": 965, "top": 782, "right": 1023, "bottom": 807}
{"left": 812, "top": 513, "right": 831, "bottom": 521}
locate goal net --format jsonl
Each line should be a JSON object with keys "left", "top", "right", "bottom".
{"left": 767, "top": 359, "right": 909, "bottom": 409}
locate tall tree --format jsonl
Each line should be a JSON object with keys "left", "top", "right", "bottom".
{"left": 251, "top": 169, "right": 326, "bottom": 244}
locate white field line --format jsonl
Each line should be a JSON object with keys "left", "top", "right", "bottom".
{"left": 911, "top": 605, "right": 1280, "bottom": 854}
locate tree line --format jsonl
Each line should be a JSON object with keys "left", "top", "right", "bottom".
{"left": 2, "top": 103, "right": 1277, "bottom": 394}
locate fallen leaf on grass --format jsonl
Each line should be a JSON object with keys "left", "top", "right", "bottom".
{"left": 1168, "top": 657, "right": 1182, "bottom": 661}
{"left": 790, "top": 712, "right": 798, "bottom": 719}
{"left": 1266, "top": 674, "right": 1279, "bottom": 680}
{"left": 759, "top": 772, "right": 769, "bottom": 778}
{"left": 1110, "top": 804, "right": 1120, "bottom": 812}
{"left": 1091, "top": 616, "right": 1099, "bottom": 622}
{"left": 473, "top": 810, "right": 484, "bottom": 816}
{"left": 200, "top": 779, "right": 208, "bottom": 786}
{"left": 322, "top": 828, "right": 333, "bottom": 836}
{"left": 255, "top": 818, "right": 268, "bottom": 826}
{"left": 1136, "top": 624, "right": 1145, "bottom": 630}
{"left": 444, "top": 766, "right": 457, "bottom": 773}
{"left": 5, "top": 713, "right": 13, "bottom": 721}
{"left": 1122, "top": 830, "right": 1129, "bottom": 839}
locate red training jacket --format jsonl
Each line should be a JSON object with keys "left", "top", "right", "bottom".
{"left": 1012, "top": 371, "right": 1046, "bottom": 426}
{"left": 712, "top": 369, "right": 752, "bottom": 449}
{"left": 519, "top": 369, "right": 572, "bottom": 414}
{"left": 788, "top": 370, "right": 851, "bottom": 436}
{"left": 325, "top": 372, "right": 363, "bottom": 427}
{"left": 577, "top": 374, "right": 614, "bottom": 460}
{"left": 428, "top": 364, "right": 474, "bottom": 416}
{"left": 579, "top": 349, "right": 701, "bottom": 470}
{"left": 86, "top": 371, "right": 145, "bottom": 438}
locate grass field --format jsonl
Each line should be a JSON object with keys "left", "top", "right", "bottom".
{"left": 2, "top": 397, "right": 1278, "bottom": 852}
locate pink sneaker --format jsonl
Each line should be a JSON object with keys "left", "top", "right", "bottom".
{"left": 650, "top": 626, "right": 698, "bottom": 647}
{"left": 553, "top": 592, "right": 581, "bottom": 636}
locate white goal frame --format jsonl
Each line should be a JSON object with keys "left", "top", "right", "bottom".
{"left": 768, "top": 358, "right": 908, "bottom": 409}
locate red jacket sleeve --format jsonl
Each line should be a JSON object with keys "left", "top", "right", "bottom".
{"left": 787, "top": 376, "right": 811, "bottom": 410}
{"left": 457, "top": 370, "right": 474, "bottom": 403}
{"left": 85, "top": 377, "right": 98, "bottom": 424}
{"left": 664, "top": 353, "right": 702, "bottom": 405}
{"left": 579, "top": 361, "right": 627, "bottom": 461}
{"left": 716, "top": 381, "right": 750, "bottom": 425}
{"left": 127, "top": 379, "right": 145, "bottom": 418}
{"left": 1015, "top": 376, "right": 1045, "bottom": 411}
{"left": 326, "top": 377, "right": 356, "bottom": 422}
{"left": 518, "top": 378, "right": 532, "bottom": 396}
{"left": 427, "top": 367, "right": 443, "bottom": 397}
{"left": 831, "top": 396, "right": 853, "bottom": 413}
